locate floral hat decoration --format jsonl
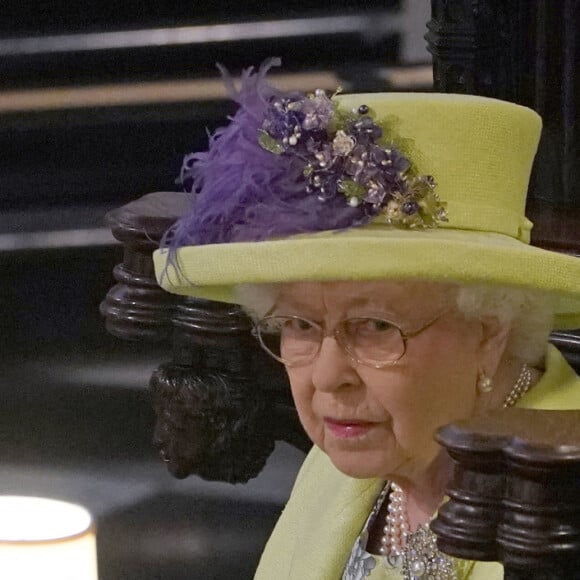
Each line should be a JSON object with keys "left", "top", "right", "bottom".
{"left": 155, "top": 59, "right": 580, "bottom": 330}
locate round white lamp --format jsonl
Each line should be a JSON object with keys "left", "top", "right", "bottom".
{"left": 0, "top": 496, "right": 98, "bottom": 580}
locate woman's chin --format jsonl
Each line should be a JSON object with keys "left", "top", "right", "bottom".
{"left": 324, "top": 446, "right": 393, "bottom": 480}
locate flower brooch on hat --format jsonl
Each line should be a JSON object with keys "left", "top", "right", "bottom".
{"left": 258, "top": 87, "right": 448, "bottom": 229}
{"left": 173, "top": 60, "right": 447, "bottom": 249}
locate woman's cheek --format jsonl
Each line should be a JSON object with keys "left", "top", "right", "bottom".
{"left": 287, "top": 371, "right": 321, "bottom": 441}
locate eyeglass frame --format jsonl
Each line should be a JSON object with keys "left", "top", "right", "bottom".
{"left": 252, "top": 310, "right": 448, "bottom": 369}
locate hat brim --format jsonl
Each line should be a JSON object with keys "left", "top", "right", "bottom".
{"left": 154, "top": 226, "right": 580, "bottom": 330}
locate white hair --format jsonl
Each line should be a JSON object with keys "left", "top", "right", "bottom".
{"left": 235, "top": 283, "right": 279, "bottom": 319}
{"left": 235, "top": 282, "right": 554, "bottom": 365}
{"left": 455, "top": 285, "right": 553, "bottom": 365}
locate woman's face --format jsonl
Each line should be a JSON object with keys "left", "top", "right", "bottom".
{"left": 274, "top": 280, "right": 492, "bottom": 484}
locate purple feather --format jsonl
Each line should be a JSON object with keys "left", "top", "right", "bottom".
{"left": 162, "top": 59, "right": 368, "bottom": 252}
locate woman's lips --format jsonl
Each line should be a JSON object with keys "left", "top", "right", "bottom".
{"left": 323, "top": 418, "right": 377, "bottom": 439}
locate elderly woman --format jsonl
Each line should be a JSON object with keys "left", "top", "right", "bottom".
{"left": 154, "top": 62, "right": 580, "bottom": 579}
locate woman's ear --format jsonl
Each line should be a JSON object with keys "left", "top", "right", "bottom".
{"left": 478, "top": 316, "right": 512, "bottom": 379}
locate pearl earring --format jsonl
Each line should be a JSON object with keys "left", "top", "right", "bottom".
{"left": 477, "top": 371, "right": 493, "bottom": 394}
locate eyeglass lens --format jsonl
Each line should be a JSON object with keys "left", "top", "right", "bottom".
{"left": 256, "top": 316, "right": 406, "bottom": 366}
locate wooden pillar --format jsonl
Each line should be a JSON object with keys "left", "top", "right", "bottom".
{"left": 426, "top": 0, "right": 580, "bottom": 209}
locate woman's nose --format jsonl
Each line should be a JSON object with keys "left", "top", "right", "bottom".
{"left": 310, "top": 336, "right": 360, "bottom": 392}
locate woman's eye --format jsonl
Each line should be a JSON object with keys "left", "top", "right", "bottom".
{"left": 353, "top": 318, "right": 394, "bottom": 334}
{"left": 289, "top": 318, "right": 314, "bottom": 331}
{"left": 369, "top": 319, "right": 393, "bottom": 331}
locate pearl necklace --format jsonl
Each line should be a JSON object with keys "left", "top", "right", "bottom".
{"left": 379, "top": 482, "right": 407, "bottom": 566}
{"left": 378, "top": 363, "right": 534, "bottom": 578}
{"left": 503, "top": 364, "right": 533, "bottom": 408}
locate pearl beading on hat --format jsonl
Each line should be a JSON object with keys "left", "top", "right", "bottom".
{"left": 378, "top": 363, "right": 534, "bottom": 579}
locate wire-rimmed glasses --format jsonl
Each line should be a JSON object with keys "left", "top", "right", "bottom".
{"left": 253, "top": 312, "right": 446, "bottom": 369}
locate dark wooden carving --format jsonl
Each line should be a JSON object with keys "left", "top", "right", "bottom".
{"left": 150, "top": 297, "right": 309, "bottom": 483}
{"left": 427, "top": 1, "right": 580, "bottom": 209}
{"left": 100, "top": 192, "right": 193, "bottom": 341}
{"left": 432, "top": 409, "right": 580, "bottom": 578}
{"left": 426, "top": 0, "right": 511, "bottom": 98}
{"left": 100, "top": 191, "right": 309, "bottom": 483}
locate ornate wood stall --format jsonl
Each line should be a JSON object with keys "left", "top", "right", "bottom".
{"left": 101, "top": 0, "right": 580, "bottom": 575}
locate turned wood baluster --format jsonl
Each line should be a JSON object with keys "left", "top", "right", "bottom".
{"left": 100, "top": 191, "right": 193, "bottom": 341}
{"left": 432, "top": 410, "right": 580, "bottom": 578}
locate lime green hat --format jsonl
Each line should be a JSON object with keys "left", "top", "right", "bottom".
{"left": 154, "top": 69, "right": 580, "bottom": 329}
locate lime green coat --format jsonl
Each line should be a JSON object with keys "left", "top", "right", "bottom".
{"left": 255, "top": 346, "right": 580, "bottom": 579}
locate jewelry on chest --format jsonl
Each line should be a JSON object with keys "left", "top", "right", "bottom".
{"left": 376, "top": 483, "right": 457, "bottom": 580}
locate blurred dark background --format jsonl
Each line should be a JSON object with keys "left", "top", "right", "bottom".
{"left": 0, "top": 2, "right": 432, "bottom": 578}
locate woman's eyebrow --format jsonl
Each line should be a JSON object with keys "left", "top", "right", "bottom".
{"left": 272, "top": 298, "right": 317, "bottom": 313}
{"left": 346, "top": 296, "right": 399, "bottom": 313}
{"left": 275, "top": 296, "right": 395, "bottom": 312}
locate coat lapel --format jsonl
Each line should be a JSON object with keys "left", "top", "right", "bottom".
{"left": 286, "top": 449, "right": 384, "bottom": 579}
